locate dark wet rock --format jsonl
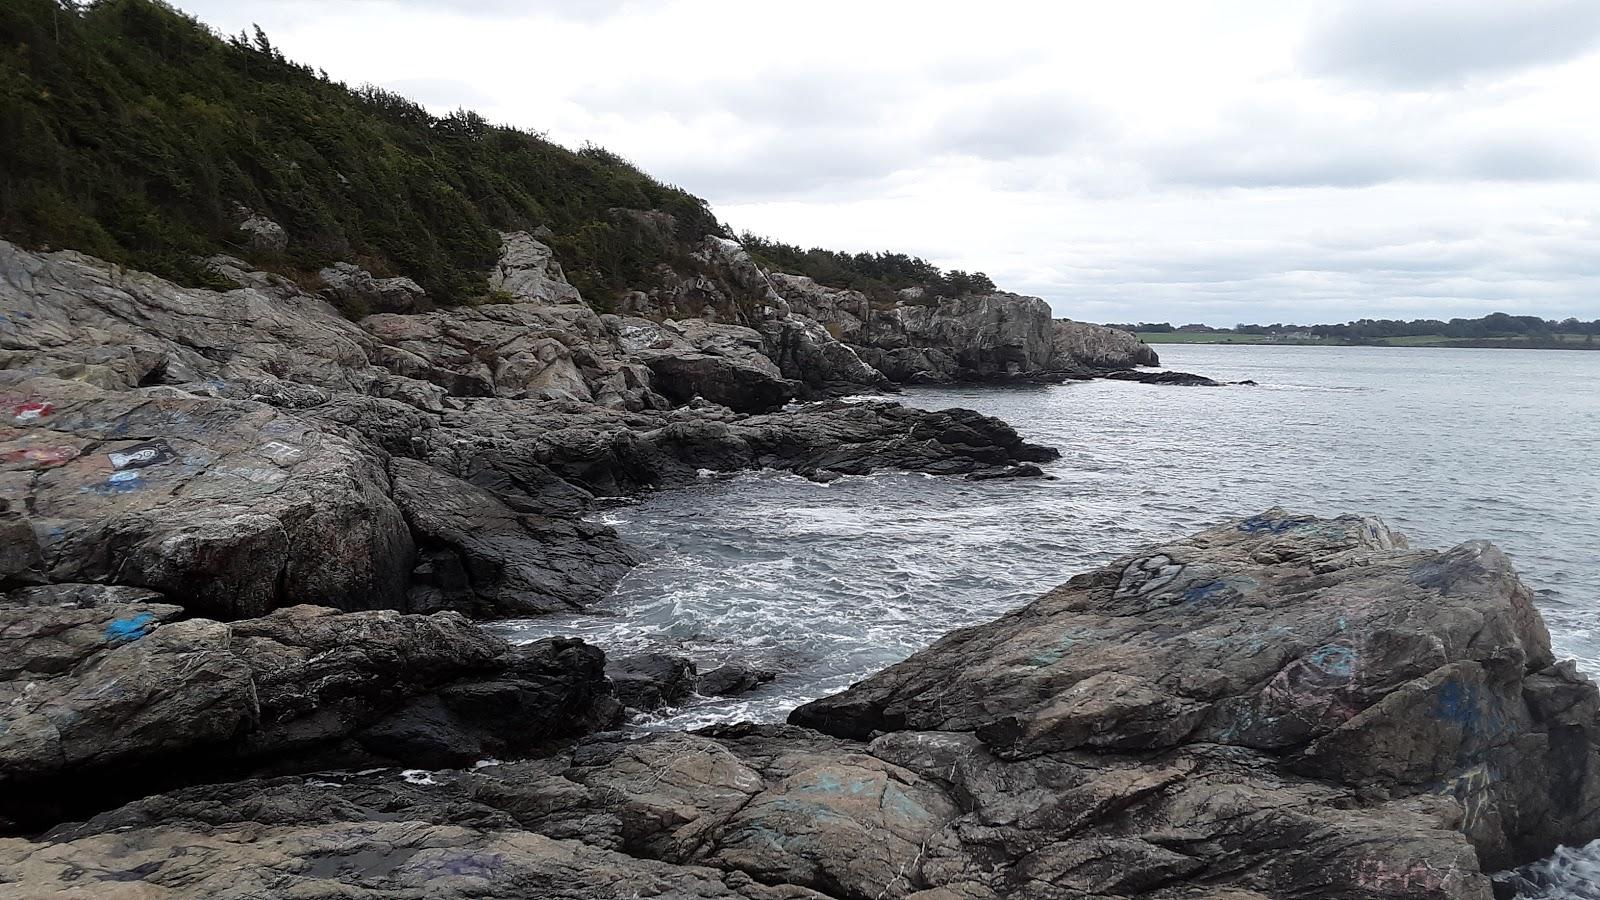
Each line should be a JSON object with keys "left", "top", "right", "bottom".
{"left": 606, "top": 652, "right": 698, "bottom": 711}
{"left": 699, "top": 661, "right": 779, "bottom": 697}
{"left": 389, "top": 458, "right": 638, "bottom": 617}
{"left": 733, "top": 400, "right": 1059, "bottom": 478}
{"left": 0, "top": 600, "right": 617, "bottom": 832}
{"left": 964, "top": 464, "right": 1045, "bottom": 481}
{"left": 1100, "top": 369, "right": 1234, "bottom": 387}
{"left": 638, "top": 348, "right": 795, "bottom": 413}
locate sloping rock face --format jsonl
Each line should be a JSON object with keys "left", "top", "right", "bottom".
{"left": 794, "top": 510, "right": 1600, "bottom": 878}
{"left": 0, "top": 596, "right": 618, "bottom": 832}
{"left": 7, "top": 514, "right": 1590, "bottom": 899}
{"left": 1, "top": 376, "right": 413, "bottom": 619}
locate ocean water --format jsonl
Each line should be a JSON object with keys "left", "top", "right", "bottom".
{"left": 496, "top": 344, "right": 1600, "bottom": 893}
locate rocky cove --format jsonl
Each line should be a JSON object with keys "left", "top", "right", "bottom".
{"left": 0, "top": 230, "right": 1597, "bottom": 900}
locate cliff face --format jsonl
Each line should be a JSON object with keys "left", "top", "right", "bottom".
{"left": 1052, "top": 318, "right": 1161, "bottom": 368}
{"left": 773, "top": 273, "right": 1159, "bottom": 380}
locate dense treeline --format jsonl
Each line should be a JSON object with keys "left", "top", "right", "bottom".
{"left": 1109, "top": 313, "right": 1600, "bottom": 341}
{"left": 740, "top": 232, "right": 997, "bottom": 303}
{"left": 0, "top": 0, "right": 722, "bottom": 303}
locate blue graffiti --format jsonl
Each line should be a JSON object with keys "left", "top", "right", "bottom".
{"left": 412, "top": 852, "right": 503, "bottom": 879}
{"left": 797, "top": 771, "right": 873, "bottom": 796}
{"left": 1182, "top": 580, "right": 1230, "bottom": 604}
{"left": 83, "top": 471, "right": 144, "bottom": 494}
{"left": 1238, "top": 514, "right": 1302, "bottom": 535}
{"left": 1305, "top": 644, "right": 1357, "bottom": 679}
{"left": 104, "top": 613, "right": 156, "bottom": 643}
{"left": 1432, "top": 679, "right": 1481, "bottom": 731}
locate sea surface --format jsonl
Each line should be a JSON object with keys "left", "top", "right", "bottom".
{"left": 497, "top": 344, "right": 1600, "bottom": 895}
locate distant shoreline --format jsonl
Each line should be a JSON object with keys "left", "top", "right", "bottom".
{"left": 1135, "top": 333, "right": 1599, "bottom": 351}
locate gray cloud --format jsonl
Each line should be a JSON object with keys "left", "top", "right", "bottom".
{"left": 1303, "top": 0, "right": 1600, "bottom": 88}
{"left": 1011, "top": 224, "right": 1600, "bottom": 325}
{"left": 931, "top": 92, "right": 1104, "bottom": 160}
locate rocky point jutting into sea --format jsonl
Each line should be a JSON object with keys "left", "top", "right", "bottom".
{"left": 1, "top": 221, "right": 1598, "bottom": 899}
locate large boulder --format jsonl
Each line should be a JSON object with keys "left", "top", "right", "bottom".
{"left": 794, "top": 509, "right": 1600, "bottom": 874}
{"left": 606, "top": 652, "right": 698, "bottom": 711}
{"left": 490, "top": 230, "right": 585, "bottom": 305}
{"left": 390, "top": 457, "right": 638, "bottom": 617}
{"left": 612, "top": 316, "right": 797, "bottom": 412}
{"left": 0, "top": 597, "right": 618, "bottom": 832}
{"left": 1051, "top": 319, "right": 1159, "bottom": 368}
{"left": 234, "top": 207, "right": 287, "bottom": 255}
{"left": 318, "top": 261, "right": 428, "bottom": 315}
{"left": 0, "top": 376, "right": 413, "bottom": 618}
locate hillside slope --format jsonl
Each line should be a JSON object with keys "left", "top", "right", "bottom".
{"left": 0, "top": 0, "right": 722, "bottom": 305}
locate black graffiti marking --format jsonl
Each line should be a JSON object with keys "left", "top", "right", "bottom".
{"left": 1114, "top": 553, "right": 1185, "bottom": 598}
{"left": 108, "top": 439, "right": 177, "bottom": 471}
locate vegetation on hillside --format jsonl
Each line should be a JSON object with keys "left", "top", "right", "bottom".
{"left": 740, "top": 232, "right": 997, "bottom": 304}
{"left": 0, "top": 0, "right": 723, "bottom": 304}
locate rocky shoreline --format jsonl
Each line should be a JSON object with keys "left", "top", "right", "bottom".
{"left": 3, "top": 231, "right": 1594, "bottom": 898}
{"left": 3, "top": 512, "right": 1596, "bottom": 899}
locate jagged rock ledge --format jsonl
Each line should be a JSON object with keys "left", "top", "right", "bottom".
{"left": 0, "top": 236, "right": 1056, "bottom": 624}
{"left": 3, "top": 511, "right": 1595, "bottom": 899}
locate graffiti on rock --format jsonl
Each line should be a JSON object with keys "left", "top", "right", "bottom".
{"left": 10, "top": 400, "right": 54, "bottom": 423}
{"left": 104, "top": 612, "right": 156, "bottom": 643}
{"left": 1114, "top": 554, "right": 1185, "bottom": 599}
{"left": 108, "top": 439, "right": 177, "bottom": 470}
{"left": 2, "top": 446, "right": 78, "bottom": 467}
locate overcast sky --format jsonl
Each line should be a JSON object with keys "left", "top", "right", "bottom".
{"left": 179, "top": 0, "right": 1600, "bottom": 325}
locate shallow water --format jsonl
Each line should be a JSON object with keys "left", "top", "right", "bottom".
{"left": 496, "top": 344, "right": 1600, "bottom": 895}
{"left": 500, "top": 345, "right": 1600, "bottom": 721}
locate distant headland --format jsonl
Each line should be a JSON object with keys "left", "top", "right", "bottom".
{"left": 1106, "top": 312, "right": 1600, "bottom": 350}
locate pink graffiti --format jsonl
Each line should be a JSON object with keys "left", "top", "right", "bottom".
{"left": 11, "top": 400, "right": 54, "bottom": 422}
{"left": 2, "top": 446, "right": 78, "bottom": 467}
{"left": 1353, "top": 859, "right": 1447, "bottom": 894}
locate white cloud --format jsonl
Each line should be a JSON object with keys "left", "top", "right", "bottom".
{"left": 170, "top": 0, "right": 1600, "bottom": 325}
{"left": 1303, "top": 0, "right": 1600, "bottom": 88}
